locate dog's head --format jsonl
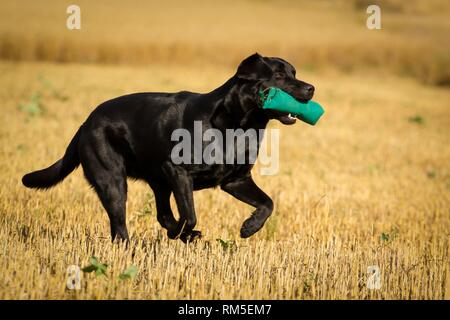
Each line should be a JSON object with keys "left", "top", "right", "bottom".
{"left": 236, "top": 53, "right": 315, "bottom": 125}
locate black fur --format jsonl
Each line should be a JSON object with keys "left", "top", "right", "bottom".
{"left": 22, "top": 53, "right": 315, "bottom": 242}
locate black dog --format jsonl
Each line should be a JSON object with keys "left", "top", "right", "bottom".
{"left": 22, "top": 53, "right": 314, "bottom": 243}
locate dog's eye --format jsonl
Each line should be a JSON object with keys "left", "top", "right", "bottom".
{"left": 274, "top": 72, "right": 285, "bottom": 79}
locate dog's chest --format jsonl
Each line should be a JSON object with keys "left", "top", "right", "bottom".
{"left": 188, "top": 163, "right": 253, "bottom": 190}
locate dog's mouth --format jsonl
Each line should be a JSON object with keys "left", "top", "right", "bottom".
{"left": 266, "top": 109, "right": 298, "bottom": 125}
{"left": 277, "top": 113, "right": 297, "bottom": 125}
{"left": 271, "top": 97, "right": 310, "bottom": 125}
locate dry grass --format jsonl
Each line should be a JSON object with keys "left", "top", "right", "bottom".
{"left": 0, "top": 0, "right": 449, "bottom": 300}
{"left": 0, "top": 0, "right": 449, "bottom": 85}
{"left": 0, "top": 60, "right": 449, "bottom": 299}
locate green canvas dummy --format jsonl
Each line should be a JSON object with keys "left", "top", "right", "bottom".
{"left": 260, "top": 87, "right": 324, "bottom": 125}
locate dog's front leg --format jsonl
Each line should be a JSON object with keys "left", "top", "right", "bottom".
{"left": 162, "top": 161, "right": 201, "bottom": 242}
{"left": 221, "top": 176, "right": 274, "bottom": 238}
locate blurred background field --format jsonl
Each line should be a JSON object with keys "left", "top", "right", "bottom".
{"left": 0, "top": 0, "right": 449, "bottom": 299}
{"left": 1, "top": 0, "right": 450, "bottom": 85}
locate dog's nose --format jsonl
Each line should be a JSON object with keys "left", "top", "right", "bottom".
{"left": 305, "top": 84, "right": 315, "bottom": 96}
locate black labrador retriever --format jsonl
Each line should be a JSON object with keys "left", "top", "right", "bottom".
{"left": 22, "top": 53, "right": 315, "bottom": 243}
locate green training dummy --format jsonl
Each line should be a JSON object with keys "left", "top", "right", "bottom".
{"left": 260, "top": 87, "right": 324, "bottom": 125}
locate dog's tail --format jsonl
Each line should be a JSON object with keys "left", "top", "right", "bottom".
{"left": 22, "top": 127, "right": 82, "bottom": 189}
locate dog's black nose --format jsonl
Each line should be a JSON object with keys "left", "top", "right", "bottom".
{"left": 305, "top": 84, "right": 315, "bottom": 96}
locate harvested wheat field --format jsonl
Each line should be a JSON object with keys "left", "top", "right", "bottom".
{"left": 1, "top": 61, "right": 449, "bottom": 299}
{"left": 0, "top": 0, "right": 449, "bottom": 300}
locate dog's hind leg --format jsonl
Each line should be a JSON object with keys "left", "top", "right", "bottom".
{"left": 221, "top": 176, "right": 273, "bottom": 238}
{"left": 161, "top": 161, "right": 201, "bottom": 242}
{"left": 80, "top": 141, "right": 129, "bottom": 242}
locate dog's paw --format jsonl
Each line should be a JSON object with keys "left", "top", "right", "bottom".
{"left": 179, "top": 230, "right": 202, "bottom": 243}
{"left": 240, "top": 219, "right": 263, "bottom": 238}
{"left": 167, "top": 228, "right": 180, "bottom": 240}
{"left": 167, "top": 223, "right": 187, "bottom": 239}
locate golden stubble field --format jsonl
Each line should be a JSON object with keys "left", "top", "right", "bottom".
{"left": 0, "top": 0, "right": 449, "bottom": 300}
{"left": 0, "top": 60, "right": 448, "bottom": 299}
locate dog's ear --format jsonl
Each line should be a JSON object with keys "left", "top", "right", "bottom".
{"left": 236, "top": 53, "right": 273, "bottom": 81}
